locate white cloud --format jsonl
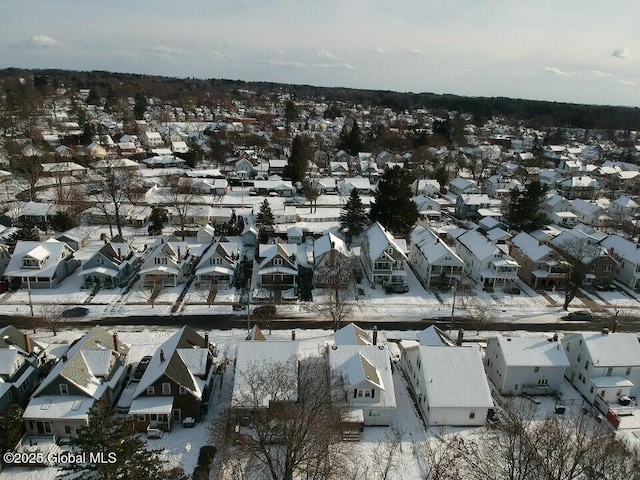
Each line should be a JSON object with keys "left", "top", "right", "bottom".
{"left": 619, "top": 80, "right": 638, "bottom": 86}
{"left": 374, "top": 45, "right": 385, "bottom": 54}
{"left": 317, "top": 48, "right": 339, "bottom": 59}
{"left": 20, "top": 35, "right": 59, "bottom": 48}
{"left": 405, "top": 48, "right": 427, "bottom": 56}
{"left": 260, "top": 59, "right": 307, "bottom": 68}
{"left": 207, "top": 50, "right": 231, "bottom": 62}
{"left": 311, "top": 62, "right": 355, "bottom": 70}
{"left": 612, "top": 47, "right": 631, "bottom": 59}
{"left": 544, "top": 66, "right": 571, "bottom": 77}
{"left": 259, "top": 59, "right": 354, "bottom": 70}
{"left": 148, "top": 45, "right": 180, "bottom": 58}
{"left": 592, "top": 70, "right": 613, "bottom": 77}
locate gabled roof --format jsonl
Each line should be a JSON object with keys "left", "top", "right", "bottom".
{"left": 601, "top": 235, "right": 640, "bottom": 264}
{"left": 455, "top": 230, "right": 502, "bottom": 261}
{"left": 313, "top": 232, "right": 348, "bottom": 260}
{"left": 410, "top": 226, "right": 464, "bottom": 265}
{"left": 5, "top": 239, "right": 75, "bottom": 279}
{"left": 133, "top": 326, "right": 209, "bottom": 399}
{"left": 33, "top": 326, "right": 128, "bottom": 399}
{"left": 511, "top": 232, "right": 553, "bottom": 262}
{"left": 364, "top": 222, "right": 407, "bottom": 262}
{"left": 334, "top": 323, "right": 372, "bottom": 346}
{"left": 570, "top": 332, "right": 640, "bottom": 367}
{"left": 417, "top": 325, "right": 453, "bottom": 346}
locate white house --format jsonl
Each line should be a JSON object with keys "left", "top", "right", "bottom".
{"left": 485, "top": 334, "right": 569, "bottom": 395}
{"left": 408, "top": 225, "right": 464, "bottom": 287}
{"left": 195, "top": 239, "right": 240, "bottom": 285}
{"left": 329, "top": 344, "right": 396, "bottom": 426}
{"left": 600, "top": 235, "right": 640, "bottom": 290}
{"left": 400, "top": 343, "right": 493, "bottom": 426}
{"left": 562, "top": 331, "right": 640, "bottom": 414}
{"left": 361, "top": 222, "right": 408, "bottom": 287}
{"left": 453, "top": 230, "right": 519, "bottom": 290}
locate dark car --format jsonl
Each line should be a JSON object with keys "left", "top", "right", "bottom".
{"left": 133, "top": 356, "right": 153, "bottom": 380}
{"left": 253, "top": 304, "right": 276, "bottom": 318}
{"left": 504, "top": 286, "right": 521, "bottom": 295}
{"left": 0, "top": 280, "right": 8, "bottom": 294}
{"left": 385, "top": 283, "right": 410, "bottom": 294}
{"left": 562, "top": 311, "right": 593, "bottom": 321}
{"left": 61, "top": 307, "right": 90, "bottom": 318}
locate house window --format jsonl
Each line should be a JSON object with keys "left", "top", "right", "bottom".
{"left": 162, "top": 383, "right": 171, "bottom": 395}
{"left": 566, "top": 343, "right": 570, "bottom": 351}
{"left": 534, "top": 367, "right": 540, "bottom": 373}
{"left": 602, "top": 264, "right": 612, "bottom": 272}
{"left": 364, "top": 390, "right": 371, "bottom": 398}
{"left": 469, "top": 412, "right": 476, "bottom": 419}
{"left": 179, "top": 386, "right": 187, "bottom": 394}
{"left": 273, "top": 258, "right": 283, "bottom": 266}
{"left": 514, "top": 384, "right": 519, "bottom": 391}
{"left": 357, "top": 390, "right": 364, "bottom": 398}
{"left": 577, "top": 354, "right": 581, "bottom": 363}
{"left": 44, "top": 422, "right": 52, "bottom": 434}
{"left": 590, "top": 386, "right": 594, "bottom": 393}
{"left": 150, "top": 414, "right": 157, "bottom": 421}
{"left": 368, "top": 410, "right": 381, "bottom": 417}
{"left": 606, "top": 367, "right": 613, "bottom": 376}
{"left": 59, "top": 384, "right": 69, "bottom": 395}
{"left": 137, "top": 415, "right": 146, "bottom": 422}
{"left": 147, "top": 386, "right": 155, "bottom": 395}
{"left": 584, "top": 361, "right": 589, "bottom": 370}
{"left": 537, "top": 378, "right": 549, "bottom": 386}
{"left": 626, "top": 367, "right": 632, "bottom": 376}
{"left": 154, "top": 257, "right": 168, "bottom": 265}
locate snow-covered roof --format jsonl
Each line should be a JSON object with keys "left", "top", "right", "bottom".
{"left": 416, "top": 326, "right": 453, "bottom": 346}
{"left": 313, "top": 232, "right": 348, "bottom": 259}
{"left": 334, "top": 323, "right": 372, "bottom": 346}
{"left": 492, "top": 335, "right": 569, "bottom": 367}
{"left": 232, "top": 340, "right": 299, "bottom": 408}
{"left": 129, "top": 396, "right": 174, "bottom": 415}
{"left": 5, "top": 239, "right": 75, "bottom": 280}
{"left": 364, "top": 222, "right": 407, "bottom": 262}
{"left": 455, "top": 230, "right": 502, "bottom": 261}
{"left": 419, "top": 345, "right": 493, "bottom": 409}
{"left": 511, "top": 232, "right": 553, "bottom": 262}
{"left": 23, "top": 396, "right": 94, "bottom": 421}
{"left": 576, "top": 332, "right": 640, "bottom": 367}
{"left": 601, "top": 235, "right": 640, "bottom": 264}
{"left": 329, "top": 344, "right": 396, "bottom": 409}
{"left": 410, "top": 226, "right": 463, "bottom": 265}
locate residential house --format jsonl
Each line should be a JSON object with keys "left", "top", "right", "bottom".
{"left": 448, "top": 177, "right": 479, "bottom": 196}
{"left": 253, "top": 179, "right": 295, "bottom": 196}
{"left": 360, "top": 222, "right": 408, "bottom": 287}
{"left": 454, "top": 194, "right": 493, "bottom": 221}
{"left": 329, "top": 344, "right": 396, "bottom": 426}
{"left": 4, "top": 239, "right": 80, "bottom": 289}
{"left": 196, "top": 224, "right": 216, "bottom": 244}
{"left": 0, "top": 243, "right": 11, "bottom": 278}
{"left": 255, "top": 240, "right": 300, "bottom": 291}
{"left": 79, "top": 235, "right": 138, "bottom": 289}
{"left": 334, "top": 323, "right": 373, "bottom": 346}
{"left": 412, "top": 179, "right": 441, "bottom": 197}
{"left": 610, "top": 196, "right": 639, "bottom": 219}
{"left": 338, "top": 177, "right": 372, "bottom": 196}
{"left": 484, "top": 175, "right": 520, "bottom": 199}
{"left": 195, "top": 239, "right": 240, "bottom": 285}
{"left": 231, "top": 340, "right": 299, "bottom": 424}
{"left": 453, "top": 230, "right": 519, "bottom": 290}
{"left": 329, "top": 161, "right": 350, "bottom": 176}
{"left": 268, "top": 159, "right": 288, "bottom": 175}
{"left": 56, "top": 227, "right": 92, "bottom": 251}
{"left": 313, "top": 232, "right": 350, "bottom": 287}
{"left": 139, "top": 239, "right": 193, "bottom": 287}
{"left": 550, "top": 227, "right": 616, "bottom": 288}
{"left": 510, "top": 232, "right": 570, "bottom": 290}
{"left": 140, "top": 131, "right": 164, "bottom": 148}
{"left": 91, "top": 158, "right": 140, "bottom": 172}
{"left": 400, "top": 343, "right": 493, "bottom": 426}
{"left": 562, "top": 331, "right": 640, "bottom": 414}
{"left": 0, "top": 326, "right": 44, "bottom": 412}
{"left": 408, "top": 225, "right": 464, "bottom": 287}
{"left": 558, "top": 176, "right": 599, "bottom": 199}
{"left": 127, "top": 327, "right": 216, "bottom": 432}
{"left": 569, "top": 199, "right": 607, "bottom": 226}
{"left": 600, "top": 235, "right": 640, "bottom": 290}
{"left": 485, "top": 334, "right": 569, "bottom": 395}
{"left": 41, "top": 162, "right": 86, "bottom": 178}
{"left": 23, "top": 326, "right": 129, "bottom": 439}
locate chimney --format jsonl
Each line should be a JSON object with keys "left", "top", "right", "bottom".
{"left": 204, "top": 332, "right": 209, "bottom": 349}
{"left": 291, "top": 330, "right": 296, "bottom": 341}
{"left": 160, "top": 349, "right": 165, "bottom": 362}
{"left": 373, "top": 326, "right": 378, "bottom": 346}
{"left": 23, "top": 333, "right": 32, "bottom": 354}
{"left": 456, "top": 329, "right": 464, "bottom": 346}
{"left": 62, "top": 353, "right": 68, "bottom": 362}
{"left": 177, "top": 247, "right": 182, "bottom": 261}
{"left": 113, "top": 332, "right": 119, "bottom": 352}
{"left": 117, "top": 248, "right": 122, "bottom": 260}
{"left": 553, "top": 333, "right": 559, "bottom": 342}
{"left": 602, "top": 328, "right": 609, "bottom": 335}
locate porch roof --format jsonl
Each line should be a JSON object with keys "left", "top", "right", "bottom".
{"left": 129, "top": 396, "right": 174, "bottom": 415}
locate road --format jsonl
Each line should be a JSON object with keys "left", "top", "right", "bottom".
{"left": 0, "top": 312, "right": 631, "bottom": 333}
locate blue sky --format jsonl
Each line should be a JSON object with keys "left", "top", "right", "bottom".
{"left": 1, "top": 0, "right": 639, "bottom": 106}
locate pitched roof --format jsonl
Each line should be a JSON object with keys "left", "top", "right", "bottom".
{"left": 578, "top": 332, "right": 640, "bottom": 367}
{"left": 493, "top": 335, "right": 569, "bottom": 367}
{"left": 511, "top": 232, "right": 553, "bottom": 262}
{"left": 334, "top": 323, "right": 373, "bottom": 346}
{"left": 364, "top": 222, "right": 407, "bottom": 262}
{"left": 601, "top": 235, "right": 640, "bottom": 264}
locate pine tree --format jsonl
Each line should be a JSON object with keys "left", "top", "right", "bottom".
{"left": 60, "top": 399, "right": 168, "bottom": 480}
{"left": 255, "top": 199, "right": 275, "bottom": 228}
{"left": 506, "top": 181, "right": 548, "bottom": 232}
{"left": 0, "top": 405, "right": 24, "bottom": 455}
{"left": 340, "top": 188, "right": 369, "bottom": 243}
{"left": 284, "top": 135, "right": 312, "bottom": 184}
{"left": 338, "top": 120, "right": 363, "bottom": 156}
{"left": 369, "top": 166, "right": 419, "bottom": 238}
{"left": 133, "top": 92, "right": 148, "bottom": 120}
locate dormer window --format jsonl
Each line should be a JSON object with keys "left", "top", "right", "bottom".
{"left": 154, "top": 257, "right": 168, "bottom": 265}
{"left": 59, "top": 384, "right": 69, "bottom": 395}
{"left": 273, "top": 258, "right": 283, "bottom": 266}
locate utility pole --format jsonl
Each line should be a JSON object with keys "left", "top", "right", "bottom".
{"left": 27, "top": 276, "right": 34, "bottom": 319}
{"left": 449, "top": 279, "right": 457, "bottom": 334}
{"left": 246, "top": 267, "right": 252, "bottom": 333}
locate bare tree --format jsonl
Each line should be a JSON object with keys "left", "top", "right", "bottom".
{"left": 38, "top": 303, "right": 67, "bottom": 336}
{"left": 466, "top": 297, "right": 496, "bottom": 335}
{"left": 217, "top": 356, "right": 348, "bottom": 480}
{"left": 555, "top": 237, "right": 602, "bottom": 310}
{"left": 302, "top": 178, "right": 321, "bottom": 213}
{"left": 88, "top": 166, "right": 144, "bottom": 238}
{"left": 138, "top": 280, "right": 165, "bottom": 309}
{"left": 317, "top": 254, "right": 359, "bottom": 331}
{"left": 367, "top": 425, "right": 406, "bottom": 480}
{"left": 12, "top": 155, "right": 42, "bottom": 201}
{"left": 164, "top": 176, "right": 199, "bottom": 240}
{"left": 417, "top": 432, "right": 468, "bottom": 480}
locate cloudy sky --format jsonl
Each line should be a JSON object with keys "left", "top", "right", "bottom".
{"left": 1, "top": 0, "right": 639, "bottom": 106}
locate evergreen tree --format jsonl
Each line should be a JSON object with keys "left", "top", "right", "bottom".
{"left": 340, "top": 188, "right": 369, "bottom": 243}
{"left": 369, "top": 166, "right": 419, "bottom": 238}
{"left": 133, "top": 92, "right": 148, "bottom": 120}
{"left": 284, "top": 100, "right": 297, "bottom": 130}
{"left": 338, "top": 120, "right": 363, "bottom": 156}
{"left": 60, "top": 399, "right": 168, "bottom": 480}
{"left": 49, "top": 210, "right": 77, "bottom": 233}
{"left": 256, "top": 200, "right": 274, "bottom": 228}
{"left": 0, "top": 405, "right": 24, "bottom": 456}
{"left": 506, "top": 181, "right": 548, "bottom": 232}
{"left": 284, "top": 135, "right": 312, "bottom": 184}
{"left": 148, "top": 207, "right": 167, "bottom": 235}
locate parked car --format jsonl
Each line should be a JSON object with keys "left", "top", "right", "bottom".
{"left": 253, "top": 304, "right": 276, "bottom": 318}
{"left": 384, "top": 282, "right": 409, "bottom": 294}
{"left": 504, "top": 286, "right": 521, "bottom": 295}
{"left": 133, "top": 356, "right": 153, "bottom": 380}
{"left": 62, "top": 307, "right": 90, "bottom": 318}
{"left": 0, "top": 280, "right": 8, "bottom": 294}
{"left": 562, "top": 311, "right": 593, "bottom": 321}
